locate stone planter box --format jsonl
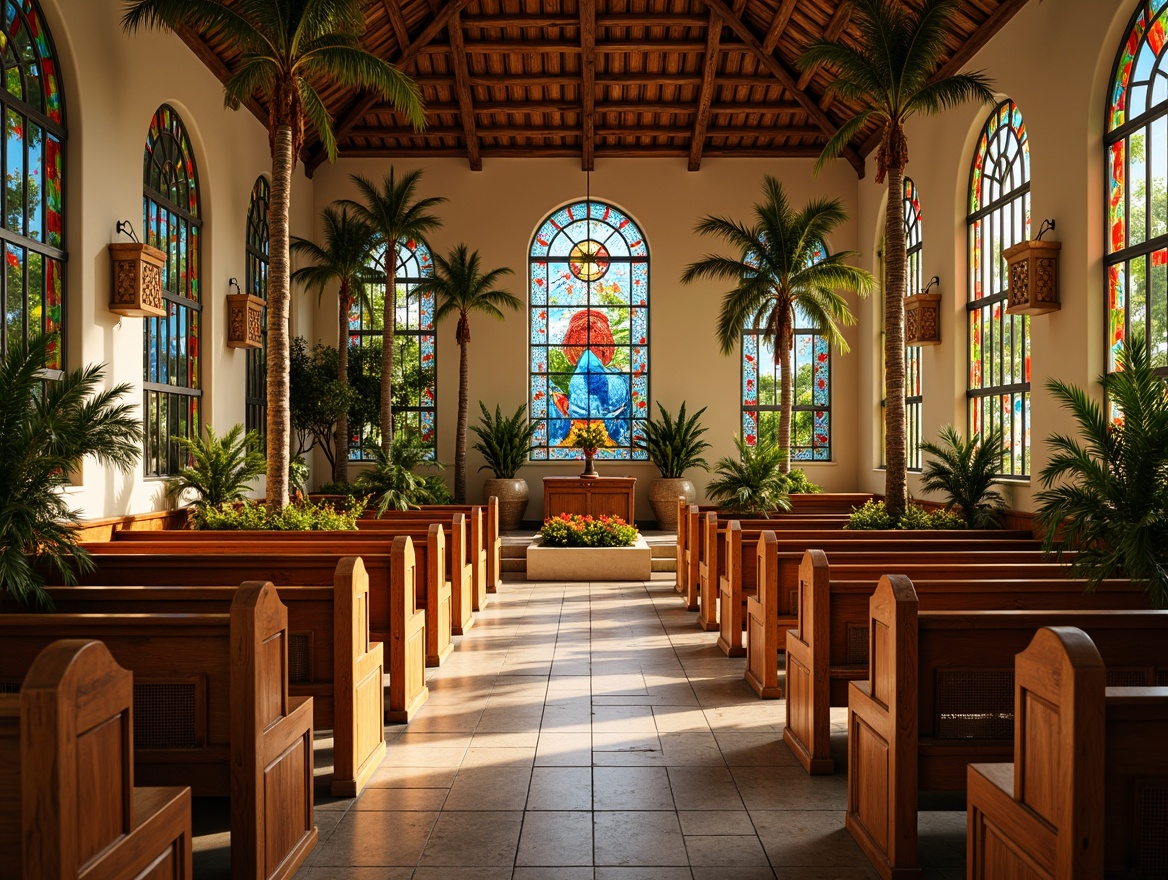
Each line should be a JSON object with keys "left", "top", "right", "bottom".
{"left": 526, "top": 536, "right": 652, "bottom": 581}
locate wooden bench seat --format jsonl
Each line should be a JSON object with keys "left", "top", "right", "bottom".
{"left": 967, "top": 626, "right": 1168, "bottom": 880}
{"left": 0, "top": 639, "right": 192, "bottom": 880}
{"left": 782, "top": 548, "right": 1147, "bottom": 775}
{"left": 0, "top": 583, "right": 318, "bottom": 880}
{"left": 845, "top": 576, "right": 1168, "bottom": 879}
{"left": 29, "top": 557, "right": 386, "bottom": 797}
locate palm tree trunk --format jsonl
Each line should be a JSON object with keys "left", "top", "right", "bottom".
{"left": 777, "top": 318, "right": 793, "bottom": 474}
{"left": 265, "top": 123, "right": 292, "bottom": 511}
{"left": 455, "top": 315, "right": 469, "bottom": 503}
{"left": 381, "top": 263, "right": 396, "bottom": 453}
{"left": 884, "top": 156, "right": 908, "bottom": 520}
{"left": 334, "top": 285, "right": 350, "bottom": 484}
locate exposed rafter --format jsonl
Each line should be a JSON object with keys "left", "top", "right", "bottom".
{"left": 350, "top": 124, "right": 825, "bottom": 139}
{"left": 580, "top": 0, "right": 596, "bottom": 170}
{"left": 796, "top": 2, "right": 852, "bottom": 91}
{"left": 688, "top": 11, "right": 724, "bottom": 172}
{"left": 175, "top": 26, "right": 266, "bottom": 126}
{"left": 448, "top": 9, "right": 481, "bottom": 170}
{"left": 380, "top": 0, "right": 411, "bottom": 54}
{"left": 761, "top": 0, "right": 799, "bottom": 53}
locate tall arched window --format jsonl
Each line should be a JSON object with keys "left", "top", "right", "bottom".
{"left": 0, "top": 0, "right": 65, "bottom": 371}
{"left": 529, "top": 200, "right": 649, "bottom": 460}
{"left": 351, "top": 238, "right": 437, "bottom": 458}
{"left": 742, "top": 241, "right": 831, "bottom": 461}
{"left": 968, "top": 99, "right": 1031, "bottom": 477}
{"left": 245, "top": 176, "right": 269, "bottom": 436}
{"left": 143, "top": 104, "right": 202, "bottom": 477}
{"left": 1106, "top": 0, "right": 1168, "bottom": 378}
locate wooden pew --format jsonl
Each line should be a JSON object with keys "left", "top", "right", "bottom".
{"left": 967, "top": 626, "right": 1168, "bottom": 880}
{"left": 783, "top": 549, "right": 1146, "bottom": 775}
{"left": 31, "top": 557, "right": 386, "bottom": 797}
{"left": 845, "top": 578, "right": 1168, "bottom": 879}
{"left": 0, "top": 583, "right": 318, "bottom": 880}
{"left": 0, "top": 639, "right": 192, "bottom": 880}
{"left": 90, "top": 525, "right": 455, "bottom": 667}
{"left": 675, "top": 499, "right": 716, "bottom": 601}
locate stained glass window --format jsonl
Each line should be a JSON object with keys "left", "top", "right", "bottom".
{"left": 742, "top": 241, "right": 831, "bottom": 461}
{"left": 245, "top": 176, "right": 269, "bottom": 437}
{"left": 351, "top": 238, "right": 436, "bottom": 459}
{"left": 529, "top": 200, "right": 649, "bottom": 460}
{"left": 0, "top": 0, "right": 65, "bottom": 372}
{"left": 968, "top": 99, "right": 1031, "bottom": 477}
{"left": 1106, "top": 0, "right": 1168, "bottom": 379}
{"left": 143, "top": 104, "right": 202, "bottom": 477}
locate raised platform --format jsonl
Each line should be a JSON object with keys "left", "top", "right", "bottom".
{"left": 526, "top": 536, "right": 653, "bottom": 581}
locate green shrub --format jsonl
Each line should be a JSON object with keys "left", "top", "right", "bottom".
{"left": 472, "top": 402, "right": 537, "bottom": 478}
{"left": 846, "top": 499, "right": 894, "bottom": 530}
{"left": 540, "top": 514, "right": 638, "bottom": 547}
{"left": 705, "top": 434, "right": 793, "bottom": 516}
{"left": 926, "top": 508, "right": 967, "bottom": 530}
{"left": 782, "top": 468, "right": 822, "bottom": 494}
{"left": 635, "top": 401, "right": 712, "bottom": 478}
{"left": 849, "top": 499, "right": 969, "bottom": 530}
{"left": 192, "top": 497, "right": 362, "bottom": 531}
{"left": 919, "top": 424, "right": 1008, "bottom": 528}
{"left": 355, "top": 432, "right": 447, "bottom": 515}
{"left": 420, "top": 474, "right": 454, "bottom": 504}
{"left": 316, "top": 481, "right": 355, "bottom": 496}
{"left": 167, "top": 423, "right": 265, "bottom": 509}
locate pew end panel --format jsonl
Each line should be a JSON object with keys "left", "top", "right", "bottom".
{"left": 684, "top": 505, "right": 701, "bottom": 611}
{"left": 425, "top": 525, "right": 455, "bottom": 665}
{"left": 717, "top": 521, "right": 747, "bottom": 658}
{"left": 388, "top": 537, "right": 429, "bottom": 723}
{"left": 449, "top": 514, "right": 478, "bottom": 628}
{"left": 696, "top": 513, "right": 722, "bottom": 632}
{"left": 745, "top": 532, "right": 782, "bottom": 699}
{"left": 784, "top": 549, "right": 834, "bottom": 775}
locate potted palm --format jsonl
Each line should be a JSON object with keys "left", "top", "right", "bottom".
{"left": 471, "top": 402, "right": 537, "bottom": 530}
{"left": 918, "top": 425, "right": 1008, "bottom": 528}
{"left": 705, "top": 434, "right": 793, "bottom": 517}
{"left": 635, "top": 401, "right": 712, "bottom": 529}
{"left": 167, "top": 423, "right": 267, "bottom": 511}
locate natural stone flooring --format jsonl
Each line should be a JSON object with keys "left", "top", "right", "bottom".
{"left": 195, "top": 574, "right": 966, "bottom": 879}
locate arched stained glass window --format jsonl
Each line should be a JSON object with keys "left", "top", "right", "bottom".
{"left": 742, "top": 241, "right": 831, "bottom": 461}
{"left": 143, "top": 104, "right": 202, "bottom": 477}
{"left": 351, "top": 238, "right": 436, "bottom": 458}
{"left": 968, "top": 99, "right": 1031, "bottom": 477}
{"left": 245, "top": 176, "right": 269, "bottom": 436}
{"left": 0, "top": 0, "right": 65, "bottom": 371}
{"left": 1106, "top": 0, "right": 1168, "bottom": 377}
{"left": 529, "top": 200, "right": 649, "bottom": 460}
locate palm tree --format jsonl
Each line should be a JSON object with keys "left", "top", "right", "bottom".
{"left": 799, "top": 0, "right": 994, "bottom": 519}
{"left": 122, "top": 0, "right": 425, "bottom": 511}
{"left": 0, "top": 334, "right": 142, "bottom": 609}
{"left": 681, "top": 176, "right": 874, "bottom": 473}
{"left": 167, "top": 423, "right": 267, "bottom": 509}
{"left": 415, "top": 244, "right": 519, "bottom": 502}
{"left": 342, "top": 169, "right": 446, "bottom": 453}
{"left": 291, "top": 205, "right": 381, "bottom": 483}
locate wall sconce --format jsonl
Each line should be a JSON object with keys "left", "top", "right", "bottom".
{"left": 905, "top": 275, "right": 942, "bottom": 346}
{"left": 1004, "top": 218, "right": 1061, "bottom": 316}
{"left": 108, "top": 219, "right": 166, "bottom": 318}
{"left": 226, "top": 276, "right": 265, "bottom": 349}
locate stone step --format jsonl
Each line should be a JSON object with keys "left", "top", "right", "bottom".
{"left": 501, "top": 558, "right": 527, "bottom": 572}
{"left": 651, "top": 558, "right": 677, "bottom": 572}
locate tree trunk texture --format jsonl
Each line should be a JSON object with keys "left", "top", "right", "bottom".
{"left": 265, "top": 123, "right": 293, "bottom": 510}
{"left": 777, "top": 316, "right": 793, "bottom": 474}
{"left": 381, "top": 264, "right": 396, "bottom": 453}
{"left": 455, "top": 313, "right": 470, "bottom": 503}
{"left": 334, "top": 285, "right": 350, "bottom": 484}
{"left": 884, "top": 158, "right": 909, "bottom": 519}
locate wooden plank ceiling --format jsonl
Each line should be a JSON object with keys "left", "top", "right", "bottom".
{"left": 180, "top": 0, "right": 1031, "bottom": 177}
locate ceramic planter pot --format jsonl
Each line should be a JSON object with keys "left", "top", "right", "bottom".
{"left": 648, "top": 478, "right": 696, "bottom": 530}
{"left": 484, "top": 477, "right": 529, "bottom": 531}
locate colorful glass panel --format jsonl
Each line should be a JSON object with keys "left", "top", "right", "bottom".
{"left": 529, "top": 200, "right": 650, "bottom": 460}
{"left": 967, "top": 100, "right": 1031, "bottom": 477}
{"left": 143, "top": 104, "right": 202, "bottom": 477}
{"left": 741, "top": 241, "right": 832, "bottom": 461}
{"left": 351, "top": 238, "right": 437, "bottom": 459}
{"left": 245, "top": 176, "right": 269, "bottom": 437}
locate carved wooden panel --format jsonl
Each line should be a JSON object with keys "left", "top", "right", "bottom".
{"left": 109, "top": 242, "right": 167, "bottom": 318}
{"left": 227, "top": 293, "right": 265, "bottom": 349}
{"left": 1004, "top": 240, "right": 1061, "bottom": 316}
{"left": 904, "top": 292, "right": 941, "bottom": 346}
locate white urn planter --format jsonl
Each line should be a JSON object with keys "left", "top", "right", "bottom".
{"left": 484, "top": 477, "right": 529, "bottom": 531}
{"left": 648, "top": 478, "right": 696, "bottom": 530}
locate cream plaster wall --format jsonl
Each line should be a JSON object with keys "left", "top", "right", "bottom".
{"left": 854, "top": 0, "right": 1139, "bottom": 514}
{"left": 309, "top": 156, "right": 864, "bottom": 521}
{"left": 45, "top": 0, "right": 314, "bottom": 519}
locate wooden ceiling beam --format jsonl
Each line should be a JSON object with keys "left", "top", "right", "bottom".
{"left": 175, "top": 26, "right": 268, "bottom": 128}
{"left": 374, "top": 100, "right": 806, "bottom": 116}
{"left": 348, "top": 124, "right": 824, "bottom": 139}
{"left": 796, "top": 2, "right": 851, "bottom": 90}
{"left": 697, "top": 0, "right": 864, "bottom": 177}
{"left": 459, "top": 13, "right": 710, "bottom": 28}
{"left": 761, "top": 0, "right": 799, "bottom": 53}
{"left": 448, "top": 8, "right": 481, "bottom": 170}
{"left": 689, "top": 10, "right": 724, "bottom": 171}
{"left": 580, "top": 0, "right": 596, "bottom": 170}
{"left": 332, "top": 144, "right": 834, "bottom": 159}
{"left": 416, "top": 39, "right": 746, "bottom": 53}
{"left": 380, "top": 0, "right": 412, "bottom": 54}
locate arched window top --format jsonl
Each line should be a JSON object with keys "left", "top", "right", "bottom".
{"left": 1, "top": 1, "right": 63, "bottom": 126}
{"left": 904, "top": 178, "right": 922, "bottom": 255}
{"left": 530, "top": 200, "right": 648, "bottom": 262}
{"left": 969, "top": 99, "right": 1029, "bottom": 216}
{"left": 144, "top": 104, "right": 200, "bottom": 220}
{"left": 1110, "top": 0, "right": 1168, "bottom": 132}
{"left": 247, "top": 176, "right": 269, "bottom": 262}
{"left": 376, "top": 236, "right": 433, "bottom": 280}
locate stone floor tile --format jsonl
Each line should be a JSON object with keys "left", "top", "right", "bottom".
{"left": 591, "top": 704, "right": 659, "bottom": 733}
{"left": 667, "top": 767, "right": 745, "bottom": 811}
{"left": 593, "top": 766, "right": 675, "bottom": 810}
{"left": 750, "top": 811, "right": 870, "bottom": 867}
{"left": 730, "top": 766, "right": 849, "bottom": 812}
{"left": 691, "top": 869, "right": 776, "bottom": 880}
{"left": 352, "top": 787, "right": 448, "bottom": 811}
{"left": 677, "top": 810, "right": 754, "bottom": 836}
{"left": 536, "top": 730, "right": 594, "bottom": 765}
{"left": 516, "top": 810, "right": 595, "bottom": 866}
{"left": 294, "top": 869, "right": 414, "bottom": 879}
{"left": 413, "top": 869, "right": 512, "bottom": 880}
{"left": 443, "top": 766, "right": 533, "bottom": 810}
{"left": 417, "top": 810, "right": 524, "bottom": 867}
{"left": 309, "top": 810, "right": 439, "bottom": 866}
{"left": 366, "top": 765, "right": 459, "bottom": 789}
{"left": 683, "top": 834, "right": 770, "bottom": 866}
{"left": 528, "top": 766, "right": 594, "bottom": 811}
{"left": 461, "top": 746, "right": 538, "bottom": 768}
{"left": 593, "top": 870, "right": 693, "bottom": 880}
{"left": 594, "top": 811, "right": 688, "bottom": 867}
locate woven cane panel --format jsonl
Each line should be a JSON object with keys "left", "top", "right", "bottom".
{"left": 847, "top": 624, "right": 869, "bottom": 666}
{"left": 1107, "top": 668, "right": 1152, "bottom": 687}
{"left": 133, "top": 683, "right": 196, "bottom": 749}
{"left": 0, "top": 683, "right": 19, "bottom": 694}
{"left": 789, "top": 589, "right": 799, "bottom": 617}
{"left": 1158, "top": 669, "right": 1168, "bottom": 686}
{"left": 289, "top": 633, "right": 311, "bottom": 684}
{"left": 937, "top": 670, "right": 1014, "bottom": 740}
{"left": 1138, "top": 784, "right": 1168, "bottom": 877}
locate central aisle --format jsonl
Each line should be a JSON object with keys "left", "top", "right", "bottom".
{"left": 295, "top": 577, "right": 960, "bottom": 879}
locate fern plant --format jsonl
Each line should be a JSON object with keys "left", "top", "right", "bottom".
{"left": 471, "top": 402, "right": 537, "bottom": 478}
{"left": 167, "top": 424, "right": 266, "bottom": 509}
{"left": 918, "top": 425, "right": 1008, "bottom": 528}
{"left": 1035, "top": 335, "right": 1168, "bottom": 607}
{"left": 354, "top": 432, "right": 446, "bottom": 515}
{"left": 0, "top": 334, "right": 142, "bottom": 608}
{"left": 635, "top": 401, "right": 712, "bottom": 478}
{"left": 705, "top": 434, "right": 793, "bottom": 517}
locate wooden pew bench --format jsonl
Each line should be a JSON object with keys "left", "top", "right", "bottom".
{"left": 782, "top": 548, "right": 1145, "bottom": 775}
{"left": 845, "top": 577, "right": 1168, "bottom": 879}
{"left": 30, "top": 557, "right": 386, "bottom": 797}
{"left": 967, "top": 626, "right": 1168, "bottom": 879}
{"left": 0, "top": 639, "right": 192, "bottom": 880}
{"left": 0, "top": 583, "right": 318, "bottom": 880}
